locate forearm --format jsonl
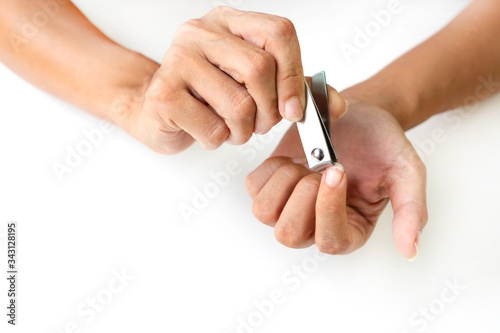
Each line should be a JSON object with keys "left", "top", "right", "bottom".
{"left": 0, "top": 0, "right": 159, "bottom": 128}
{"left": 342, "top": 0, "right": 500, "bottom": 130}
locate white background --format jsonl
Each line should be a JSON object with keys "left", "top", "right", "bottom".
{"left": 1, "top": 0, "right": 499, "bottom": 332}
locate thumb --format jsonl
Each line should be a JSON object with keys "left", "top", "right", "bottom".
{"left": 327, "top": 85, "right": 348, "bottom": 119}
{"left": 304, "top": 77, "right": 348, "bottom": 120}
{"left": 388, "top": 151, "right": 428, "bottom": 261}
{"left": 314, "top": 163, "right": 352, "bottom": 254}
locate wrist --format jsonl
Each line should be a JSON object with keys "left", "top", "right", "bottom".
{"left": 341, "top": 73, "right": 421, "bottom": 131}
{"left": 106, "top": 52, "right": 159, "bottom": 133}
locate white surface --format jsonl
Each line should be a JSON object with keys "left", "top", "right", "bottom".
{"left": 1, "top": 0, "right": 499, "bottom": 332}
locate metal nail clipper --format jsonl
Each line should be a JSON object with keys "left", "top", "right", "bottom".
{"left": 297, "top": 71, "right": 338, "bottom": 171}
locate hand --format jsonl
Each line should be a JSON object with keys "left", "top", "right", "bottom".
{"left": 123, "top": 7, "right": 311, "bottom": 154}
{"left": 246, "top": 99, "right": 427, "bottom": 259}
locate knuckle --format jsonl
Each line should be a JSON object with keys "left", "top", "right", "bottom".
{"left": 276, "top": 163, "right": 307, "bottom": 181}
{"left": 144, "top": 87, "right": 162, "bottom": 105}
{"left": 229, "top": 132, "right": 252, "bottom": 146}
{"left": 316, "top": 238, "right": 351, "bottom": 255}
{"left": 175, "top": 19, "right": 204, "bottom": 37}
{"left": 252, "top": 198, "right": 279, "bottom": 225}
{"left": 233, "top": 131, "right": 254, "bottom": 146}
{"left": 274, "top": 224, "right": 305, "bottom": 249}
{"left": 422, "top": 209, "right": 429, "bottom": 227}
{"left": 261, "top": 156, "right": 293, "bottom": 172}
{"left": 145, "top": 76, "right": 170, "bottom": 105}
{"left": 245, "top": 51, "right": 275, "bottom": 80}
{"left": 415, "top": 158, "right": 427, "bottom": 175}
{"left": 280, "top": 67, "right": 303, "bottom": 84}
{"left": 164, "top": 44, "right": 191, "bottom": 66}
{"left": 270, "top": 17, "right": 296, "bottom": 37}
{"left": 148, "top": 122, "right": 184, "bottom": 155}
{"left": 398, "top": 146, "right": 427, "bottom": 176}
{"left": 245, "top": 173, "right": 259, "bottom": 197}
{"left": 296, "top": 174, "right": 321, "bottom": 195}
{"left": 144, "top": 77, "right": 183, "bottom": 116}
{"left": 226, "top": 131, "right": 250, "bottom": 146}
{"left": 230, "top": 90, "right": 256, "bottom": 121}
{"left": 203, "top": 121, "right": 230, "bottom": 149}
{"left": 213, "top": 5, "right": 234, "bottom": 15}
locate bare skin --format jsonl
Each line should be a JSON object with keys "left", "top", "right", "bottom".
{"left": 0, "top": 1, "right": 346, "bottom": 154}
{"left": 1, "top": 0, "right": 500, "bottom": 260}
{"left": 247, "top": 0, "right": 500, "bottom": 260}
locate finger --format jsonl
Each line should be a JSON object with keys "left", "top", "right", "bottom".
{"left": 136, "top": 110, "right": 196, "bottom": 155}
{"left": 327, "top": 85, "right": 348, "bottom": 119}
{"left": 315, "top": 164, "right": 359, "bottom": 255}
{"left": 171, "top": 46, "right": 257, "bottom": 145}
{"left": 252, "top": 163, "right": 312, "bottom": 226}
{"left": 146, "top": 74, "right": 230, "bottom": 150}
{"left": 387, "top": 150, "right": 428, "bottom": 260}
{"left": 274, "top": 173, "right": 320, "bottom": 248}
{"left": 214, "top": 7, "right": 305, "bottom": 122}
{"left": 304, "top": 77, "right": 348, "bottom": 121}
{"left": 245, "top": 157, "right": 294, "bottom": 198}
{"left": 198, "top": 37, "right": 279, "bottom": 134}
{"left": 169, "top": 96, "right": 230, "bottom": 150}
{"left": 176, "top": 19, "right": 279, "bottom": 134}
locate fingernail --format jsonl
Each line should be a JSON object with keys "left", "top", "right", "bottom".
{"left": 255, "top": 128, "right": 270, "bottom": 135}
{"left": 341, "top": 97, "right": 349, "bottom": 118}
{"left": 284, "top": 96, "right": 303, "bottom": 122}
{"left": 325, "top": 163, "right": 344, "bottom": 188}
{"left": 408, "top": 231, "right": 421, "bottom": 262}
